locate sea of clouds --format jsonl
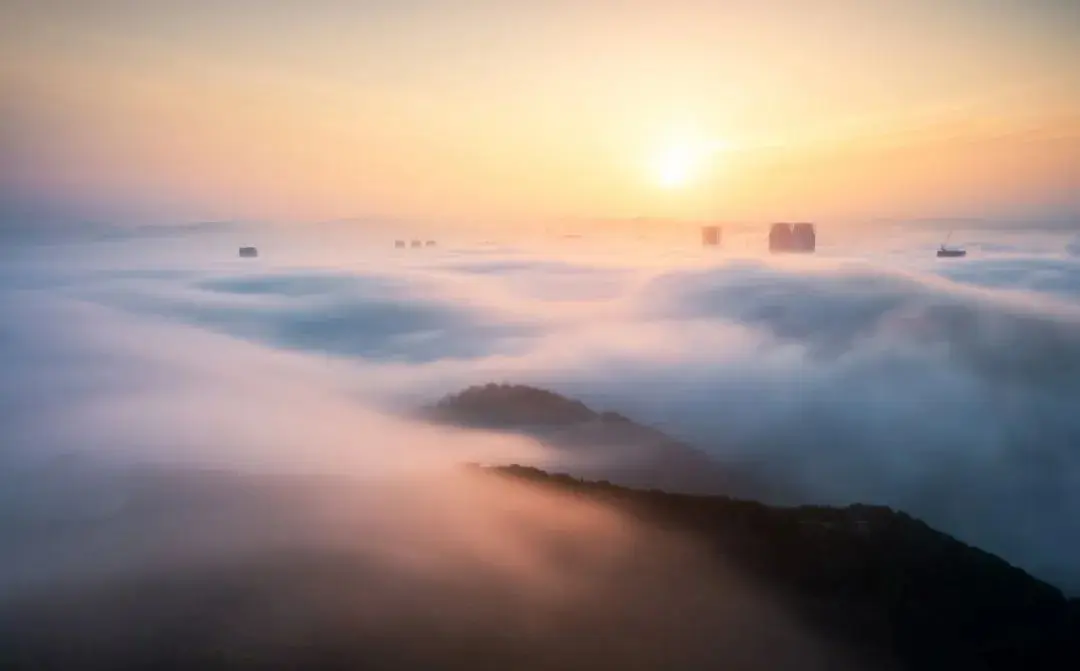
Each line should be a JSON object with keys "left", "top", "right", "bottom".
{"left": 2, "top": 220, "right": 1080, "bottom": 601}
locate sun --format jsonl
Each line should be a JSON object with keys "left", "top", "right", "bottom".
{"left": 655, "top": 146, "right": 697, "bottom": 189}
{"left": 649, "top": 135, "right": 726, "bottom": 189}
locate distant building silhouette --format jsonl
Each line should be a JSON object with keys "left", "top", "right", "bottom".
{"left": 701, "top": 225, "right": 721, "bottom": 247}
{"left": 410, "top": 240, "right": 422, "bottom": 248}
{"left": 238, "top": 246, "right": 258, "bottom": 258}
{"left": 769, "top": 223, "right": 816, "bottom": 253}
{"left": 394, "top": 240, "right": 405, "bottom": 248}
{"left": 768, "top": 224, "right": 791, "bottom": 251}
{"left": 792, "top": 223, "right": 816, "bottom": 250}
{"left": 425, "top": 240, "right": 437, "bottom": 247}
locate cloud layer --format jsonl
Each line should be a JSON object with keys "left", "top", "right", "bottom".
{"left": 2, "top": 223, "right": 1080, "bottom": 594}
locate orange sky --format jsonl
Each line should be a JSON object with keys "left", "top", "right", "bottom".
{"left": 1, "top": 1, "right": 1078, "bottom": 226}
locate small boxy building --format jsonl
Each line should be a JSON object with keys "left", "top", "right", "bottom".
{"left": 394, "top": 240, "right": 406, "bottom": 248}
{"left": 701, "top": 225, "right": 721, "bottom": 247}
{"left": 768, "top": 223, "right": 816, "bottom": 253}
{"left": 238, "top": 246, "right": 258, "bottom": 258}
{"left": 792, "top": 222, "right": 816, "bottom": 251}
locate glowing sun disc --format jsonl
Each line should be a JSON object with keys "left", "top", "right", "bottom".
{"left": 650, "top": 137, "right": 725, "bottom": 189}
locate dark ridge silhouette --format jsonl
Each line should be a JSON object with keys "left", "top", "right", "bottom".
{"left": 428, "top": 383, "right": 598, "bottom": 427}
{"left": 421, "top": 383, "right": 785, "bottom": 498}
{"left": 477, "top": 464, "right": 1080, "bottom": 671}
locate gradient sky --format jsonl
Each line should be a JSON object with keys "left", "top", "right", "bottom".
{"left": 2, "top": 0, "right": 1078, "bottom": 227}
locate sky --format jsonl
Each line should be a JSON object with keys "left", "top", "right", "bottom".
{"left": 1, "top": 0, "right": 1078, "bottom": 227}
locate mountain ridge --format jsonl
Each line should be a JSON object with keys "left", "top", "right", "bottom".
{"left": 421, "top": 383, "right": 781, "bottom": 498}
{"left": 474, "top": 463, "right": 1080, "bottom": 670}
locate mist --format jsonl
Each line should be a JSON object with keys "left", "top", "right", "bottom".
{"left": 0, "top": 282, "right": 857, "bottom": 670}
{"left": 1, "top": 220, "right": 1078, "bottom": 667}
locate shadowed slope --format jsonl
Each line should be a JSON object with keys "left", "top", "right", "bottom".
{"left": 1, "top": 462, "right": 1076, "bottom": 670}
{"left": 423, "top": 383, "right": 786, "bottom": 498}
{"left": 483, "top": 464, "right": 1080, "bottom": 671}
